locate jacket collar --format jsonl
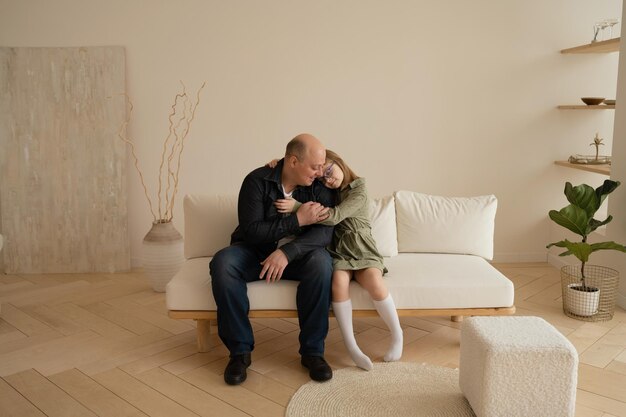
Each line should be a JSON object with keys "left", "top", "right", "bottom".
{"left": 264, "top": 158, "right": 284, "bottom": 185}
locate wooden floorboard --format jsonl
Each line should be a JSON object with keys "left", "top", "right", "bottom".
{"left": 0, "top": 263, "right": 624, "bottom": 416}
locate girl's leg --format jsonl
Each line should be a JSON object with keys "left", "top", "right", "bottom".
{"left": 332, "top": 270, "right": 373, "bottom": 370}
{"left": 355, "top": 268, "right": 403, "bottom": 362}
{"left": 331, "top": 269, "right": 352, "bottom": 302}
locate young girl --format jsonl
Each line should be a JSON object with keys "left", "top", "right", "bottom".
{"left": 271, "top": 150, "right": 403, "bottom": 370}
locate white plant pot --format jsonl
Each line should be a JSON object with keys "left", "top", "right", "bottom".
{"left": 142, "top": 221, "right": 184, "bottom": 292}
{"left": 565, "top": 283, "right": 600, "bottom": 317}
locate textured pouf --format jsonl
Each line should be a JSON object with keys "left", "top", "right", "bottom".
{"left": 459, "top": 316, "right": 578, "bottom": 417}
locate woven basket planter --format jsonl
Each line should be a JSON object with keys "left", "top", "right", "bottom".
{"left": 560, "top": 265, "right": 619, "bottom": 322}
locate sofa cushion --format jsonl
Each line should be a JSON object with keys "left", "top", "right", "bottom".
{"left": 184, "top": 193, "right": 399, "bottom": 259}
{"left": 184, "top": 195, "right": 238, "bottom": 259}
{"left": 394, "top": 191, "right": 497, "bottom": 260}
{"left": 354, "top": 253, "right": 513, "bottom": 309}
{"left": 165, "top": 253, "right": 514, "bottom": 311}
{"left": 369, "top": 195, "right": 398, "bottom": 257}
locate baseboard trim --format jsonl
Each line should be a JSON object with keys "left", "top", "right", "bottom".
{"left": 136, "top": 253, "right": 549, "bottom": 265}
{"left": 493, "top": 252, "right": 548, "bottom": 263}
{"left": 546, "top": 253, "right": 574, "bottom": 269}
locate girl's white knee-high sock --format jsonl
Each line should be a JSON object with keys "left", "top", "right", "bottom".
{"left": 373, "top": 294, "right": 403, "bottom": 362}
{"left": 332, "top": 300, "right": 373, "bottom": 370}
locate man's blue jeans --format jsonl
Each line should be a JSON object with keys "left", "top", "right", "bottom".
{"left": 209, "top": 243, "right": 333, "bottom": 357}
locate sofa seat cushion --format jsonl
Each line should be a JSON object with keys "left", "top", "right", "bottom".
{"left": 166, "top": 254, "right": 514, "bottom": 312}
{"left": 354, "top": 254, "right": 514, "bottom": 309}
{"left": 166, "top": 257, "right": 300, "bottom": 311}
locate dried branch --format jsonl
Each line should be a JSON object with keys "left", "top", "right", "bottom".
{"left": 158, "top": 84, "right": 187, "bottom": 220}
{"left": 112, "top": 82, "right": 205, "bottom": 223}
{"left": 168, "top": 82, "right": 206, "bottom": 220}
{"left": 113, "top": 94, "right": 158, "bottom": 222}
{"left": 163, "top": 87, "right": 189, "bottom": 219}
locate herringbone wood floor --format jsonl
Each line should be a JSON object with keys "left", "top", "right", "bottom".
{"left": 0, "top": 263, "right": 625, "bottom": 417}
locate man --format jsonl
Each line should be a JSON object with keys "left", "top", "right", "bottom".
{"left": 210, "top": 133, "right": 336, "bottom": 385}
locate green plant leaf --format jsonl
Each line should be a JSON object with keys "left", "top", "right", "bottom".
{"left": 546, "top": 240, "right": 592, "bottom": 262}
{"left": 564, "top": 182, "right": 598, "bottom": 218}
{"left": 548, "top": 205, "right": 589, "bottom": 237}
{"left": 595, "top": 180, "right": 620, "bottom": 208}
{"left": 587, "top": 215, "right": 613, "bottom": 234}
{"left": 545, "top": 244, "right": 573, "bottom": 257}
{"left": 589, "top": 241, "right": 626, "bottom": 254}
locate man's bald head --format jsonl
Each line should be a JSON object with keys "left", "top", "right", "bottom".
{"left": 282, "top": 133, "right": 327, "bottom": 191}
{"left": 285, "top": 133, "right": 324, "bottom": 160}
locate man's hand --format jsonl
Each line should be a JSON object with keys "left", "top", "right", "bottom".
{"left": 296, "top": 202, "right": 329, "bottom": 226}
{"left": 260, "top": 249, "right": 289, "bottom": 283}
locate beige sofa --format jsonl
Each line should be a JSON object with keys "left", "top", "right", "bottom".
{"left": 166, "top": 191, "right": 515, "bottom": 351}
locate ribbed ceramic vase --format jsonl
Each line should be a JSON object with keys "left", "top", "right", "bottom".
{"left": 142, "top": 220, "right": 184, "bottom": 292}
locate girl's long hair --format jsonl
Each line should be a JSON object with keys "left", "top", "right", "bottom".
{"left": 325, "top": 149, "right": 359, "bottom": 189}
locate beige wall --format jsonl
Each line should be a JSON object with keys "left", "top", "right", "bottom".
{"left": 546, "top": 4, "right": 626, "bottom": 308}
{"left": 0, "top": 1, "right": 622, "bottom": 269}
{"left": 594, "top": 3, "right": 626, "bottom": 309}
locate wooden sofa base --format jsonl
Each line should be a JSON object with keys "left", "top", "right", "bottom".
{"left": 169, "top": 306, "right": 516, "bottom": 352}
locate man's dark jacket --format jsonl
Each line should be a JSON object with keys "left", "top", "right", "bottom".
{"left": 230, "top": 159, "right": 336, "bottom": 261}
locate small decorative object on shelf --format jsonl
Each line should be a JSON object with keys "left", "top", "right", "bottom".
{"left": 581, "top": 97, "right": 605, "bottom": 105}
{"left": 567, "top": 132, "right": 611, "bottom": 165}
{"left": 115, "top": 81, "right": 206, "bottom": 292}
{"left": 590, "top": 132, "right": 604, "bottom": 160}
{"left": 568, "top": 155, "right": 611, "bottom": 165}
{"left": 604, "top": 99, "right": 616, "bottom": 105}
{"left": 592, "top": 18, "right": 620, "bottom": 43}
{"left": 547, "top": 180, "right": 626, "bottom": 321}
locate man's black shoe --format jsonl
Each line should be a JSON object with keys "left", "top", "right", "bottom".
{"left": 301, "top": 355, "right": 333, "bottom": 382}
{"left": 224, "top": 353, "right": 251, "bottom": 385}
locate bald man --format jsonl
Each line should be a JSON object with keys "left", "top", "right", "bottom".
{"left": 210, "top": 134, "right": 336, "bottom": 385}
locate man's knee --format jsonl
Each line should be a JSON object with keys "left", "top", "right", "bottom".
{"left": 209, "top": 248, "right": 229, "bottom": 277}
{"left": 210, "top": 246, "right": 244, "bottom": 289}
{"left": 301, "top": 249, "right": 333, "bottom": 279}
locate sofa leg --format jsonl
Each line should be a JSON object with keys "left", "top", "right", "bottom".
{"left": 451, "top": 315, "right": 464, "bottom": 323}
{"left": 196, "top": 319, "right": 211, "bottom": 352}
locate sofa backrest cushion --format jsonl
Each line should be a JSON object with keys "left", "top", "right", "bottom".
{"left": 183, "top": 193, "right": 399, "bottom": 259}
{"left": 394, "top": 191, "right": 497, "bottom": 260}
{"left": 369, "top": 195, "right": 398, "bottom": 257}
{"left": 184, "top": 194, "right": 238, "bottom": 259}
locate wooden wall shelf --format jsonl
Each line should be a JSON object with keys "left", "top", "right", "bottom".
{"left": 555, "top": 161, "right": 611, "bottom": 175}
{"left": 560, "top": 37, "right": 620, "bottom": 54}
{"left": 555, "top": 37, "right": 618, "bottom": 178}
{"left": 557, "top": 105, "right": 615, "bottom": 109}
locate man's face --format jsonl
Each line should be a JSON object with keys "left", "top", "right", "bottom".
{"left": 293, "top": 151, "right": 326, "bottom": 186}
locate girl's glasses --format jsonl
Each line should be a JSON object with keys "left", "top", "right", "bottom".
{"left": 323, "top": 161, "right": 335, "bottom": 180}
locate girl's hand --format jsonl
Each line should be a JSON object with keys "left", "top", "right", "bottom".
{"left": 275, "top": 198, "right": 296, "bottom": 213}
{"left": 316, "top": 208, "right": 330, "bottom": 222}
{"left": 266, "top": 159, "right": 280, "bottom": 168}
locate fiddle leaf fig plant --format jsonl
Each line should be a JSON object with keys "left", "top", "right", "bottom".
{"left": 547, "top": 180, "right": 626, "bottom": 290}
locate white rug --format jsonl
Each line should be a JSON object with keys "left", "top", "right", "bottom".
{"left": 286, "top": 362, "right": 475, "bottom": 417}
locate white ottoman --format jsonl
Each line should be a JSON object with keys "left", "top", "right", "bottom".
{"left": 460, "top": 316, "right": 578, "bottom": 417}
